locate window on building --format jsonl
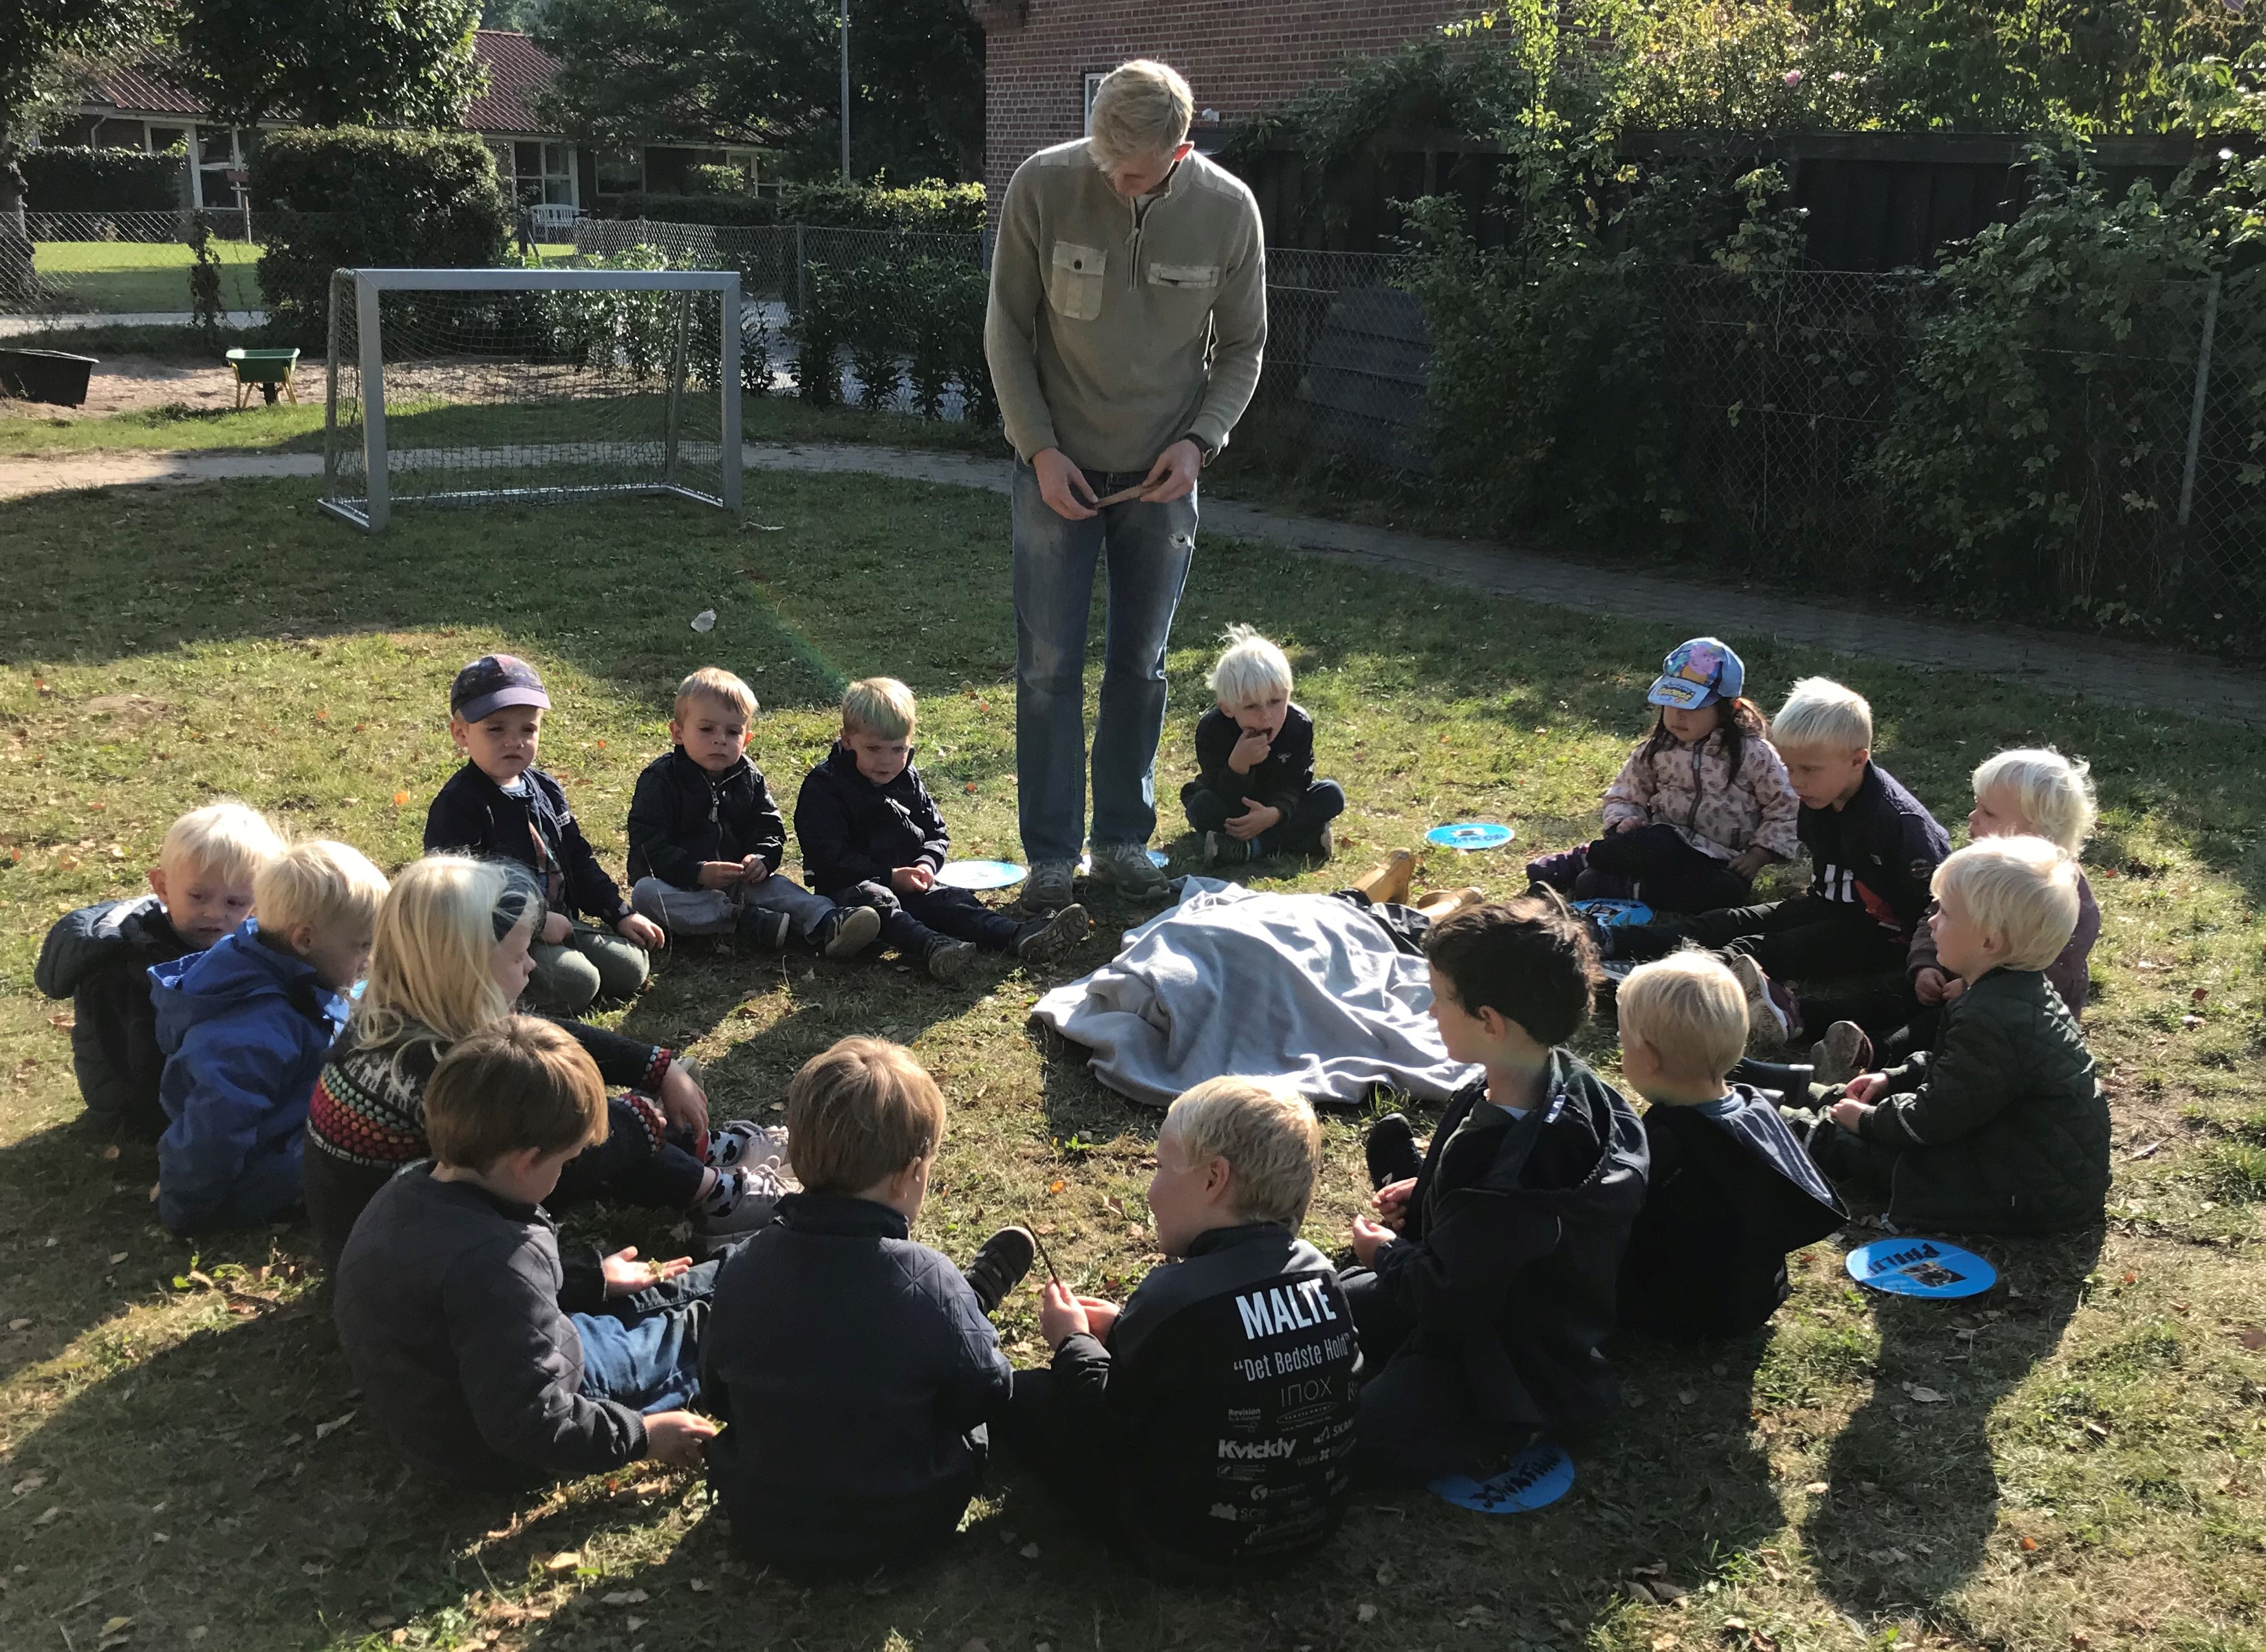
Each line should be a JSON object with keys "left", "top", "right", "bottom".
{"left": 497, "top": 139, "right": 576, "bottom": 206}
{"left": 194, "top": 127, "right": 244, "bottom": 209}
{"left": 595, "top": 146, "right": 643, "bottom": 195}
{"left": 1083, "top": 72, "right": 1107, "bottom": 135}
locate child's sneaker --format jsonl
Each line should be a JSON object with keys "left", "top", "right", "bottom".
{"left": 704, "top": 1118, "right": 780, "bottom": 1172}
{"left": 697, "top": 1164, "right": 786, "bottom": 1237}
{"left": 738, "top": 906, "right": 794, "bottom": 950}
{"left": 1809, "top": 1021, "right": 1874, "bottom": 1089}
{"left": 962, "top": 1226, "right": 1037, "bottom": 1314}
{"left": 925, "top": 938, "right": 979, "bottom": 983}
{"left": 1014, "top": 903, "right": 1090, "bottom": 963}
{"left": 1727, "top": 954, "right": 1795, "bottom": 1052}
{"left": 1023, "top": 860, "right": 1077, "bottom": 915}
{"left": 811, "top": 904, "right": 881, "bottom": 960}
{"left": 1363, "top": 1112, "right": 1422, "bottom": 1190}
{"left": 1090, "top": 841, "right": 1172, "bottom": 900}
{"left": 1203, "top": 831, "right": 1259, "bottom": 867}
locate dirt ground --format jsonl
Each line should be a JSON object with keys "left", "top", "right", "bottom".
{"left": 0, "top": 354, "right": 243, "bottom": 420}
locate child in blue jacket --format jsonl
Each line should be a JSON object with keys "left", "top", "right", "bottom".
{"left": 153, "top": 840, "right": 389, "bottom": 1236}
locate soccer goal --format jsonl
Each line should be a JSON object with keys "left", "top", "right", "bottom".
{"left": 321, "top": 266, "right": 744, "bottom": 532}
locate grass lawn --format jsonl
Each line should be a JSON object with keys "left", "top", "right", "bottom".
{"left": 33, "top": 239, "right": 266, "bottom": 316}
{"left": 1, "top": 475, "right": 2263, "bottom": 1652}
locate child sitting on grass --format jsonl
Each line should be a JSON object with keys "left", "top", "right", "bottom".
{"left": 794, "top": 677, "right": 1089, "bottom": 983}
{"left": 702, "top": 1037, "right": 1037, "bottom": 1575}
{"left": 1344, "top": 896, "right": 1649, "bottom": 1485}
{"left": 424, "top": 653, "right": 666, "bottom": 1013}
{"left": 304, "top": 855, "right": 783, "bottom": 1272}
{"left": 1803, "top": 746, "right": 2102, "bottom": 1080}
{"left": 1183, "top": 625, "right": 1344, "bottom": 866}
{"left": 1810, "top": 836, "right": 2111, "bottom": 1235}
{"left": 335, "top": 1017, "right": 720, "bottom": 1488}
{"left": 1604, "top": 677, "right": 1951, "bottom": 1054}
{"left": 1015, "top": 1076, "right": 1361, "bottom": 1578}
{"left": 625, "top": 666, "right": 881, "bottom": 961}
{"left": 152, "top": 838, "right": 389, "bottom": 1236}
{"left": 1612, "top": 953, "right": 1844, "bottom": 1343}
{"left": 37, "top": 799, "right": 284, "bottom": 1136}
{"left": 1526, "top": 637, "right": 1798, "bottom": 913}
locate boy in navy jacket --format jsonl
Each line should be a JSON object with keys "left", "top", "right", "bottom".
{"left": 1183, "top": 624, "right": 1344, "bottom": 865}
{"left": 1015, "top": 1076, "right": 1361, "bottom": 1577}
{"left": 1345, "top": 895, "right": 1649, "bottom": 1485}
{"left": 1612, "top": 953, "right": 1844, "bottom": 1342}
{"left": 702, "top": 1038, "right": 1037, "bottom": 1576}
{"left": 152, "top": 840, "right": 387, "bottom": 1235}
{"left": 424, "top": 653, "right": 665, "bottom": 1013}
{"left": 36, "top": 800, "right": 283, "bottom": 1135}
{"left": 793, "top": 677, "right": 1088, "bottom": 982}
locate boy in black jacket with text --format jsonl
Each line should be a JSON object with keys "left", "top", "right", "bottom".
{"left": 1183, "top": 625, "right": 1344, "bottom": 866}
{"left": 1014, "top": 1076, "right": 1361, "bottom": 1578}
{"left": 795, "top": 677, "right": 1088, "bottom": 982}
{"left": 1346, "top": 895, "right": 1649, "bottom": 1485}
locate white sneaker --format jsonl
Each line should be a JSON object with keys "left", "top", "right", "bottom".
{"left": 696, "top": 1162, "right": 795, "bottom": 1237}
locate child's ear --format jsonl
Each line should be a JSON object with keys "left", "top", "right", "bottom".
{"left": 285, "top": 921, "right": 319, "bottom": 957}
{"left": 147, "top": 866, "right": 169, "bottom": 904}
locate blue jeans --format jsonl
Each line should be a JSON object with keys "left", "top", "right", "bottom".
{"left": 1012, "top": 459, "right": 1198, "bottom": 865}
{"left": 574, "top": 1257, "right": 721, "bottom": 1415}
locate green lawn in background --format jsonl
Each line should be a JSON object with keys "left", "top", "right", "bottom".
{"left": 32, "top": 239, "right": 265, "bottom": 315}
{"left": 0, "top": 472, "right": 2260, "bottom": 1652}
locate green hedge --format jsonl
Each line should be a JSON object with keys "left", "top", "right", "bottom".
{"left": 25, "top": 147, "right": 183, "bottom": 213}
{"left": 601, "top": 178, "right": 986, "bottom": 233}
{"left": 252, "top": 126, "right": 510, "bottom": 347}
{"left": 792, "top": 252, "right": 992, "bottom": 423}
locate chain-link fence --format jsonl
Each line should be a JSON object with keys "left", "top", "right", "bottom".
{"left": 1, "top": 207, "right": 266, "bottom": 322}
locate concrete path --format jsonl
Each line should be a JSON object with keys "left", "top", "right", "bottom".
{"left": 0, "top": 310, "right": 263, "bottom": 338}
{"left": 4, "top": 438, "right": 2260, "bottom": 728}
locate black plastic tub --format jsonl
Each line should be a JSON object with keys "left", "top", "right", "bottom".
{"left": 0, "top": 348, "right": 98, "bottom": 406}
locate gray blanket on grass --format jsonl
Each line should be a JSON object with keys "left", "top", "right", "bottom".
{"left": 1030, "top": 878, "right": 1481, "bottom": 1109}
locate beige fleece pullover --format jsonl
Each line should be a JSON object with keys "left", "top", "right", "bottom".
{"left": 984, "top": 139, "right": 1267, "bottom": 473}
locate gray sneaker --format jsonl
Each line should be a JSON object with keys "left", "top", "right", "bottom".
{"left": 1024, "top": 859, "right": 1077, "bottom": 915}
{"left": 1089, "top": 842, "right": 1172, "bottom": 902}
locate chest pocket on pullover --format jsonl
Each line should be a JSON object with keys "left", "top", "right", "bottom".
{"left": 1048, "top": 241, "right": 1106, "bottom": 321}
{"left": 1147, "top": 261, "right": 1222, "bottom": 292}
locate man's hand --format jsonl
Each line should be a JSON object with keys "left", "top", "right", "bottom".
{"left": 1039, "top": 1279, "right": 1091, "bottom": 1349}
{"left": 1033, "top": 448, "right": 1099, "bottom": 521}
{"left": 658, "top": 1062, "right": 709, "bottom": 1136}
{"left": 617, "top": 913, "right": 667, "bottom": 950}
{"left": 1914, "top": 966, "right": 1953, "bottom": 1006}
{"left": 697, "top": 860, "right": 746, "bottom": 890}
{"left": 1227, "top": 726, "right": 1273, "bottom": 775}
{"left": 891, "top": 865, "right": 935, "bottom": 896}
{"left": 1350, "top": 1215, "right": 1395, "bottom": 1267}
{"left": 1842, "top": 1071, "right": 1891, "bottom": 1106}
{"left": 1829, "top": 1097, "right": 1876, "bottom": 1133}
{"left": 601, "top": 1245, "right": 691, "bottom": 1296}
{"left": 1371, "top": 1175, "right": 1418, "bottom": 1234}
{"left": 740, "top": 854, "right": 769, "bottom": 886}
{"left": 541, "top": 911, "right": 572, "bottom": 945}
{"left": 1224, "top": 800, "right": 1282, "bottom": 841}
{"left": 644, "top": 1410, "right": 720, "bottom": 1468}
{"left": 1137, "top": 439, "right": 1202, "bottom": 503}
{"left": 1731, "top": 847, "right": 1774, "bottom": 880}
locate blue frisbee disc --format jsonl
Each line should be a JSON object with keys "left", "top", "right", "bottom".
{"left": 1425, "top": 821, "right": 1516, "bottom": 851}
{"left": 1846, "top": 1237, "right": 1998, "bottom": 1298}
{"left": 1571, "top": 898, "right": 1655, "bottom": 928}
{"left": 936, "top": 859, "right": 1026, "bottom": 891}
{"left": 1429, "top": 1439, "right": 1575, "bottom": 1514}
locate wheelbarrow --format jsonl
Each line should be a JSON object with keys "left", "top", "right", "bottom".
{"left": 227, "top": 346, "right": 300, "bottom": 409}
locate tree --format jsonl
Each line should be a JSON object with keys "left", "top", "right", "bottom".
{"left": 536, "top": 0, "right": 982, "bottom": 184}
{"left": 0, "top": 0, "right": 155, "bottom": 220}
{"left": 176, "top": 0, "right": 488, "bottom": 130}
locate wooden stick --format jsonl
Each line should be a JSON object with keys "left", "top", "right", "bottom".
{"left": 1088, "top": 482, "right": 1149, "bottom": 508}
{"left": 1026, "top": 1220, "right": 1062, "bottom": 1283}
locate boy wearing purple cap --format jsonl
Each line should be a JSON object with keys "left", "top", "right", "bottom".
{"left": 426, "top": 653, "right": 666, "bottom": 1014}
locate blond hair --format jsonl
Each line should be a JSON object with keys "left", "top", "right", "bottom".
{"left": 1617, "top": 951, "right": 1749, "bottom": 1087}
{"left": 1163, "top": 1076, "right": 1322, "bottom": 1228}
{"left": 842, "top": 676, "right": 918, "bottom": 742}
{"left": 253, "top": 839, "right": 388, "bottom": 938}
{"left": 675, "top": 666, "right": 757, "bottom": 724}
{"left": 1932, "top": 836, "right": 2080, "bottom": 974}
{"left": 1089, "top": 59, "right": 1194, "bottom": 169}
{"left": 348, "top": 855, "right": 538, "bottom": 1069}
{"left": 160, "top": 799, "right": 284, "bottom": 885}
{"left": 786, "top": 1037, "right": 946, "bottom": 1194}
{"left": 425, "top": 1017, "right": 607, "bottom": 1172}
{"left": 1971, "top": 747, "right": 2096, "bottom": 854}
{"left": 1769, "top": 676, "right": 1873, "bottom": 756}
{"left": 1208, "top": 623, "right": 1293, "bottom": 707}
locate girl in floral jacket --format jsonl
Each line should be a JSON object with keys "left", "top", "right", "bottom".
{"left": 1528, "top": 638, "right": 1800, "bottom": 914}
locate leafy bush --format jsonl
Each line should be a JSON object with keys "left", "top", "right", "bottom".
{"left": 791, "top": 251, "right": 991, "bottom": 418}
{"left": 601, "top": 178, "right": 986, "bottom": 233}
{"left": 685, "top": 164, "right": 752, "bottom": 198}
{"left": 24, "top": 147, "right": 183, "bottom": 213}
{"left": 252, "top": 127, "right": 510, "bottom": 348}
{"left": 601, "top": 192, "right": 780, "bottom": 226}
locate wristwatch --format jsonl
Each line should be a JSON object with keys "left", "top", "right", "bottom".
{"left": 1181, "top": 431, "right": 1218, "bottom": 464}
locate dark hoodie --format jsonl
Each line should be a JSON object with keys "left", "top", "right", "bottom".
{"left": 1362, "top": 1052, "right": 1649, "bottom": 1453}
{"left": 150, "top": 919, "right": 348, "bottom": 1235}
{"left": 792, "top": 742, "right": 952, "bottom": 900}
{"left": 35, "top": 894, "right": 193, "bottom": 1135}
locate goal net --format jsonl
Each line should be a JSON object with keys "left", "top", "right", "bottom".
{"left": 321, "top": 266, "right": 744, "bottom": 531}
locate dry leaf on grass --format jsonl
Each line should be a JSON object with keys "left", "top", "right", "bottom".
{"left": 543, "top": 1551, "right": 580, "bottom": 1573}
{"left": 315, "top": 1411, "right": 356, "bottom": 1441}
{"left": 599, "top": 1589, "right": 649, "bottom": 1605}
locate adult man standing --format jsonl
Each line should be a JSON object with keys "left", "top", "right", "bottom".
{"left": 985, "top": 58, "right": 1266, "bottom": 911}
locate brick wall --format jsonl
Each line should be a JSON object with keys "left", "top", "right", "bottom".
{"left": 980, "top": 0, "right": 1480, "bottom": 207}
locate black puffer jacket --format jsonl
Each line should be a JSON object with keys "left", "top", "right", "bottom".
{"left": 34, "top": 895, "right": 191, "bottom": 1135}
{"left": 1857, "top": 968, "right": 2110, "bottom": 1234}
{"left": 1190, "top": 704, "right": 1319, "bottom": 824}
{"left": 625, "top": 747, "right": 789, "bottom": 888}
{"left": 424, "top": 762, "right": 630, "bottom": 924}
{"left": 792, "top": 743, "right": 951, "bottom": 899}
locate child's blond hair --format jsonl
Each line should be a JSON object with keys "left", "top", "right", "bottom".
{"left": 674, "top": 666, "right": 757, "bottom": 724}
{"left": 786, "top": 1037, "right": 945, "bottom": 1194}
{"left": 1770, "top": 677, "right": 1873, "bottom": 755}
{"left": 253, "top": 840, "right": 389, "bottom": 938}
{"left": 1932, "top": 836, "right": 2081, "bottom": 974}
{"left": 842, "top": 677, "right": 918, "bottom": 742}
{"left": 1616, "top": 952, "right": 1749, "bottom": 1089}
{"left": 349, "top": 856, "right": 539, "bottom": 1068}
{"left": 160, "top": 800, "right": 284, "bottom": 885}
{"left": 1163, "top": 1076, "right": 1322, "bottom": 1228}
{"left": 1208, "top": 624, "right": 1293, "bottom": 707}
{"left": 1971, "top": 748, "right": 2096, "bottom": 855}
